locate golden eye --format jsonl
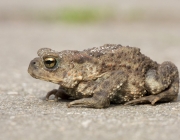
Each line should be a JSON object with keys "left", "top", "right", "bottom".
{"left": 44, "top": 57, "right": 57, "bottom": 68}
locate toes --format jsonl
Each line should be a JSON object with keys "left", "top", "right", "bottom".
{"left": 67, "top": 98, "right": 109, "bottom": 109}
{"left": 124, "top": 100, "right": 141, "bottom": 106}
{"left": 67, "top": 99, "right": 88, "bottom": 108}
{"left": 45, "top": 89, "right": 57, "bottom": 101}
{"left": 125, "top": 95, "right": 160, "bottom": 106}
{"left": 67, "top": 102, "right": 79, "bottom": 108}
{"left": 150, "top": 97, "right": 160, "bottom": 105}
{"left": 124, "top": 98, "right": 148, "bottom": 105}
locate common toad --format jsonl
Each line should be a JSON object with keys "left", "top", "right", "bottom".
{"left": 28, "top": 44, "right": 179, "bottom": 108}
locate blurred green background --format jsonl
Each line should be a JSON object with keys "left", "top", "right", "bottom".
{"left": 1, "top": 0, "right": 180, "bottom": 24}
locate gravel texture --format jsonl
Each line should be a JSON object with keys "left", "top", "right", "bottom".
{"left": 0, "top": 1, "right": 180, "bottom": 140}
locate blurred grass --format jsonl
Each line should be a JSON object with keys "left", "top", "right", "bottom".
{"left": 1, "top": 6, "right": 179, "bottom": 24}
{"left": 37, "top": 7, "right": 115, "bottom": 24}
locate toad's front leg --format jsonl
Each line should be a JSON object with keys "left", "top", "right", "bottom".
{"left": 68, "top": 71, "right": 127, "bottom": 108}
{"left": 46, "top": 86, "right": 70, "bottom": 101}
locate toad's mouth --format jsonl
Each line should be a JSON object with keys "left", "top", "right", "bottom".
{"left": 28, "top": 65, "right": 39, "bottom": 79}
{"left": 28, "top": 71, "right": 38, "bottom": 79}
{"left": 29, "top": 72, "right": 62, "bottom": 84}
{"left": 28, "top": 70, "right": 64, "bottom": 86}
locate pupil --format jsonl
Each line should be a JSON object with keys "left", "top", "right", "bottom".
{"left": 46, "top": 60, "right": 53, "bottom": 65}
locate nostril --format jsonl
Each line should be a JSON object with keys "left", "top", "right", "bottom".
{"left": 30, "top": 58, "right": 40, "bottom": 68}
{"left": 31, "top": 60, "right": 37, "bottom": 65}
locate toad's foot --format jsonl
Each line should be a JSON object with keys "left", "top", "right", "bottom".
{"left": 67, "top": 91, "right": 110, "bottom": 109}
{"left": 125, "top": 85, "right": 178, "bottom": 106}
{"left": 46, "top": 88, "right": 70, "bottom": 101}
{"left": 124, "top": 95, "right": 160, "bottom": 105}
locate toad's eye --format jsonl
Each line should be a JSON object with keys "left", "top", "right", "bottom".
{"left": 44, "top": 57, "right": 57, "bottom": 69}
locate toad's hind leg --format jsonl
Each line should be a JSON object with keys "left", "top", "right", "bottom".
{"left": 125, "top": 61, "right": 179, "bottom": 105}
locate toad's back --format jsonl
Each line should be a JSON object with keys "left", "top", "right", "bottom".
{"left": 84, "top": 44, "right": 158, "bottom": 74}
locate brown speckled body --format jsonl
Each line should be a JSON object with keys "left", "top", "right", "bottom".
{"left": 28, "top": 44, "right": 179, "bottom": 108}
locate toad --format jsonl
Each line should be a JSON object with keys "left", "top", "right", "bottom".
{"left": 28, "top": 44, "right": 179, "bottom": 108}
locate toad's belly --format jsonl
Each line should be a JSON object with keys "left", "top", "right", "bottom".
{"left": 63, "top": 79, "right": 147, "bottom": 102}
